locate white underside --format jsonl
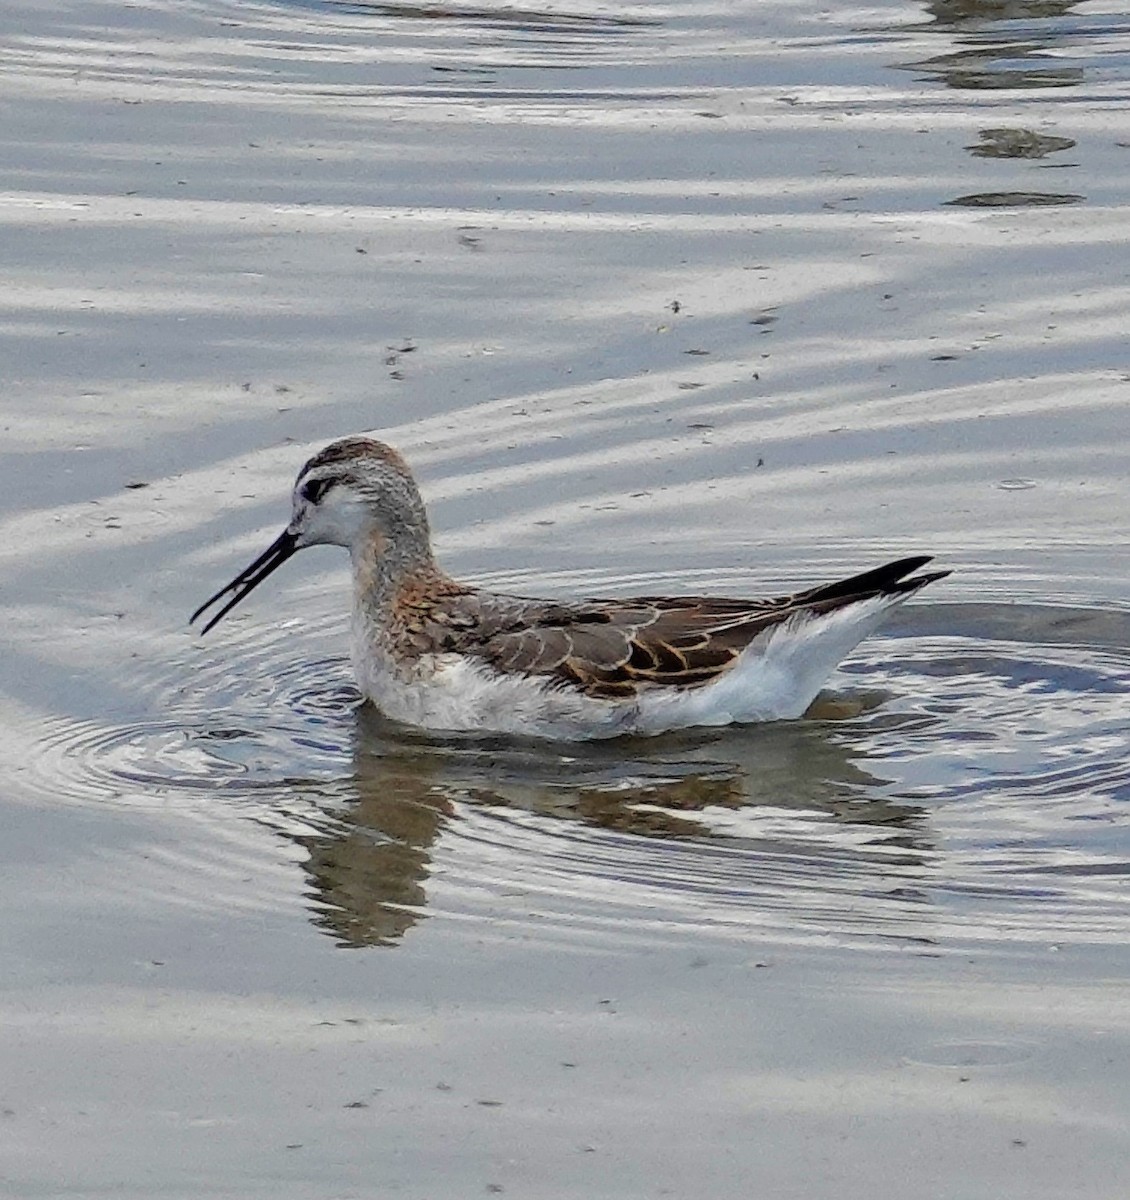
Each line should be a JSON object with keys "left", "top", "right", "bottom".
{"left": 352, "top": 594, "right": 908, "bottom": 741}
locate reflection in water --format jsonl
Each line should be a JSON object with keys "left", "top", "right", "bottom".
{"left": 905, "top": 0, "right": 1087, "bottom": 91}
{"left": 245, "top": 603, "right": 1130, "bottom": 951}
{"left": 908, "top": 45, "right": 1083, "bottom": 90}
{"left": 297, "top": 769, "right": 452, "bottom": 946}
{"left": 11, "top": 600, "right": 1130, "bottom": 951}
{"left": 896, "top": 2, "right": 1090, "bottom": 207}
{"left": 291, "top": 702, "right": 932, "bottom": 948}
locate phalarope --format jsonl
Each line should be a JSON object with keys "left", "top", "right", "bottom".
{"left": 192, "top": 437, "right": 949, "bottom": 740}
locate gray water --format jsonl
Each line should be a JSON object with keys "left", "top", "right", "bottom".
{"left": 2, "top": 0, "right": 1130, "bottom": 1195}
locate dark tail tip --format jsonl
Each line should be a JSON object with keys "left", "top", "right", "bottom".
{"left": 803, "top": 555, "right": 947, "bottom": 605}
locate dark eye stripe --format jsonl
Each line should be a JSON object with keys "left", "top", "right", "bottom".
{"left": 301, "top": 477, "right": 332, "bottom": 504}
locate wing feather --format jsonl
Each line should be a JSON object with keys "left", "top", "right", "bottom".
{"left": 432, "top": 557, "right": 949, "bottom": 699}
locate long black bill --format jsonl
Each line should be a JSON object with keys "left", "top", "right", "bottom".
{"left": 190, "top": 529, "right": 298, "bottom": 634}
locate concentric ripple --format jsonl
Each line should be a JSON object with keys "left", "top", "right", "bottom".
{"left": 9, "top": 597, "right": 1130, "bottom": 952}
{"left": 14, "top": 612, "right": 360, "bottom": 811}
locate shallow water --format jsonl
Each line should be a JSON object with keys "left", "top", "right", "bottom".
{"left": 3, "top": 0, "right": 1130, "bottom": 1195}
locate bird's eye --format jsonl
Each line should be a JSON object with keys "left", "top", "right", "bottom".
{"left": 301, "top": 478, "right": 332, "bottom": 505}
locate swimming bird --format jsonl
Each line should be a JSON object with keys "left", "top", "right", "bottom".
{"left": 191, "top": 437, "right": 949, "bottom": 740}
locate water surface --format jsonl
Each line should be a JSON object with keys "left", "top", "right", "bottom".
{"left": 2, "top": 0, "right": 1129, "bottom": 1195}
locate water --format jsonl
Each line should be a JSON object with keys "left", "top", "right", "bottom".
{"left": 13, "top": 601, "right": 1130, "bottom": 953}
{"left": 2, "top": 0, "right": 1130, "bottom": 1195}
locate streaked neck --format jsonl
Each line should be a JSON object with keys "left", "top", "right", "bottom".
{"left": 349, "top": 524, "right": 460, "bottom": 616}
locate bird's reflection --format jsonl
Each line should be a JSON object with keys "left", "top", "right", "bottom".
{"left": 296, "top": 773, "right": 452, "bottom": 947}
{"left": 286, "top": 690, "right": 936, "bottom": 949}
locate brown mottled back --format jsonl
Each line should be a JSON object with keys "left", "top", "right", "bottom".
{"left": 413, "top": 557, "right": 949, "bottom": 700}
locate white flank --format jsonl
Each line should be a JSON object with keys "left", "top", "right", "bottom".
{"left": 629, "top": 593, "right": 903, "bottom": 736}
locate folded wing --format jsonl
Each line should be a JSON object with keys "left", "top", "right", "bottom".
{"left": 443, "top": 556, "right": 948, "bottom": 699}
